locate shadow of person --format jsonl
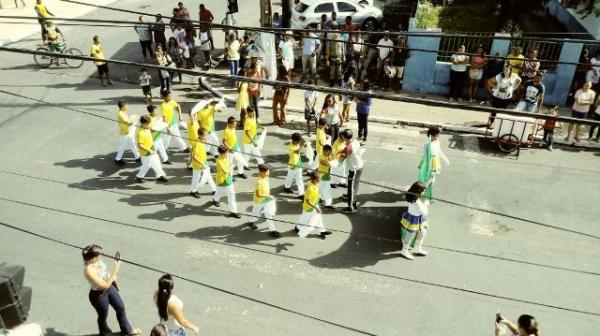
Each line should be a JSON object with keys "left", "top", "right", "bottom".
{"left": 55, "top": 153, "right": 128, "bottom": 177}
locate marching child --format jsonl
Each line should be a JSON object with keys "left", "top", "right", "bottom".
{"left": 330, "top": 135, "right": 347, "bottom": 188}
{"left": 284, "top": 132, "right": 305, "bottom": 198}
{"left": 212, "top": 145, "right": 241, "bottom": 218}
{"left": 160, "top": 90, "right": 188, "bottom": 152}
{"left": 296, "top": 171, "right": 332, "bottom": 239}
{"left": 115, "top": 100, "right": 140, "bottom": 165}
{"left": 147, "top": 105, "right": 171, "bottom": 165}
{"left": 399, "top": 181, "right": 430, "bottom": 260}
{"left": 196, "top": 99, "right": 222, "bottom": 157}
{"left": 242, "top": 107, "right": 266, "bottom": 166}
{"left": 309, "top": 118, "right": 330, "bottom": 173}
{"left": 135, "top": 115, "right": 169, "bottom": 183}
{"left": 539, "top": 106, "right": 560, "bottom": 151}
{"left": 420, "top": 126, "right": 450, "bottom": 186}
{"left": 186, "top": 109, "right": 200, "bottom": 169}
{"left": 246, "top": 164, "right": 280, "bottom": 237}
{"left": 222, "top": 116, "right": 248, "bottom": 179}
{"left": 190, "top": 128, "right": 216, "bottom": 198}
{"left": 139, "top": 68, "right": 153, "bottom": 104}
{"left": 318, "top": 144, "right": 337, "bottom": 210}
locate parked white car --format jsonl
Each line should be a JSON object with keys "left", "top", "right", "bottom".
{"left": 291, "top": 0, "right": 383, "bottom": 31}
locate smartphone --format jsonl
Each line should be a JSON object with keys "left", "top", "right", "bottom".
{"left": 115, "top": 251, "right": 121, "bottom": 261}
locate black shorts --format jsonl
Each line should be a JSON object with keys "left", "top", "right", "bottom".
{"left": 142, "top": 85, "right": 151, "bottom": 95}
{"left": 96, "top": 63, "right": 109, "bottom": 76}
{"left": 491, "top": 96, "right": 511, "bottom": 109}
{"left": 571, "top": 110, "right": 587, "bottom": 119}
{"left": 304, "top": 107, "right": 316, "bottom": 121}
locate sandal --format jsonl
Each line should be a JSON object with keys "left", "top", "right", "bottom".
{"left": 129, "top": 328, "right": 142, "bottom": 336}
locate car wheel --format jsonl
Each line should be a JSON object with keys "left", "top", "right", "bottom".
{"left": 362, "top": 18, "right": 378, "bottom": 31}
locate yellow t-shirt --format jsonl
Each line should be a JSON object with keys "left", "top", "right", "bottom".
{"left": 303, "top": 182, "right": 320, "bottom": 212}
{"left": 161, "top": 100, "right": 180, "bottom": 126}
{"left": 90, "top": 43, "right": 105, "bottom": 66}
{"left": 288, "top": 142, "right": 302, "bottom": 169}
{"left": 215, "top": 155, "right": 232, "bottom": 186}
{"left": 254, "top": 176, "right": 270, "bottom": 204}
{"left": 223, "top": 127, "right": 239, "bottom": 151}
{"left": 35, "top": 3, "right": 49, "bottom": 18}
{"left": 191, "top": 142, "right": 207, "bottom": 170}
{"left": 332, "top": 138, "right": 346, "bottom": 161}
{"left": 117, "top": 110, "right": 130, "bottom": 136}
{"left": 318, "top": 153, "right": 333, "bottom": 181}
{"left": 136, "top": 128, "right": 153, "bottom": 157}
{"left": 243, "top": 117, "right": 257, "bottom": 144}
{"left": 508, "top": 54, "right": 524, "bottom": 75}
{"left": 187, "top": 119, "right": 199, "bottom": 146}
{"left": 316, "top": 128, "right": 327, "bottom": 157}
{"left": 197, "top": 106, "right": 215, "bottom": 132}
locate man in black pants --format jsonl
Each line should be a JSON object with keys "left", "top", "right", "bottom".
{"left": 354, "top": 81, "right": 372, "bottom": 144}
{"left": 341, "top": 129, "right": 365, "bottom": 214}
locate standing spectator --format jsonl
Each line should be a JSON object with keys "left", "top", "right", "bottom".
{"left": 238, "top": 35, "right": 252, "bottom": 69}
{"left": 166, "top": 38, "right": 183, "bottom": 85}
{"left": 221, "top": 11, "right": 238, "bottom": 45}
{"left": 506, "top": 46, "right": 525, "bottom": 76}
{"left": 82, "top": 244, "right": 142, "bottom": 336}
{"left": 376, "top": 33, "right": 394, "bottom": 84}
{"left": 328, "top": 11, "right": 339, "bottom": 29}
{"left": 495, "top": 313, "right": 540, "bottom": 336}
{"left": 304, "top": 80, "right": 318, "bottom": 135}
{"left": 90, "top": 36, "right": 112, "bottom": 86}
{"left": 272, "top": 12, "right": 282, "bottom": 45}
{"left": 247, "top": 62, "right": 263, "bottom": 120}
{"left": 566, "top": 81, "right": 596, "bottom": 142}
{"left": 342, "top": 129, "right": 366, "bottom": 214}
{"left": 177, "top": 2, "right": 191, "bottom": 20}
{"left": 468, "top": 45, "right": 486, "bottom": 102}
{"left": 588, "top": 94, "right": 600, "bottom": 142}
{"left": 516, "top": 72, "right": 545, "bottom": 113}
{"left": 521, "top": 49, "right": 540, "bottom": 81}
{"left": 169, "top": 8, "right": 182, "bottom": 31}
{"left": 390, "top": 36, "right": 410, "bottom": 92}
{"left": 486, "top": 65, "right": 521, "bottom": 127}
{"left": 449, "top": 45, "right": 469, "bottom": 101}
{"left": 152, "top": 14, "right": 167, "bottom": 50}
{"left": 199, "top": 4, "right": 215, "bottom": 50}
{"left": 300, "top": 28, "right": 320, "bottom": 83}
{"left": 156, "top": 44, "right": 173, "bottom": 93}
{"left": 139, "top": 69, "right": 153, "bottom": 104}
{"left": 540, "top": 106, "right": 560, "bottom": 151}
{"left": 341, "top": 16, "right": 356, "bottom": 56}
{"left": 172, "top": 24, "right": 189, "bottom": 64}
{"left": 225, "top": 33, "right": 240, "bottom": 85}
{"left": 34, "top": 0, "right": 54, "bottom": 40}
{"left": 570, "top": 48, "right": 590, "bottom": 103}
{"left": 351, "top": 33, "right": 364, "bottom": 78}
{"left": 355, "top": 81, "right": 372, "bottom": 144}
{"left": 340, "top": 66, "right": 356, "bottom": 124}
{"left": 587, "top": 51, "right": 600, "bottom": 92}
{"left": 198, "top": 26, "right": 215, "bottom": 67}
{"left": 326, "top": 32, "right": 345, "bottom": 87}
{"left": 134, "top": 16, "right": 154, "bottom": 62}
{"left": 320, "top": 94, "right": 342, "bottom": 143}
{"left": 361, "top": 31, "right": 379, "bottom": 82}
{"left": 278, "top": 32, "right": 296, "bottom": 79}
{"left": 481, "top": 52, "right": 504, "bottom": 105}
{"left": 272, "top": 65, "right": 291, "bottom": 126}
{"left": 154, "top": 274, "right": 200, "bottom": 335}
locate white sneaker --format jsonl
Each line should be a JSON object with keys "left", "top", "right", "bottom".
{"left": 412, "top": 246, "right": 428, "bottom": 256}
{"left": 399, "top": 249, "right": 414, "bottom": 260}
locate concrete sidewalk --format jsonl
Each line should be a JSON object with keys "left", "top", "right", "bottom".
{"left": 0, "top": 0, "right": 116, "bottom": 46}
{"left": 201, "top": 64, "right": 600, "bottom": 150}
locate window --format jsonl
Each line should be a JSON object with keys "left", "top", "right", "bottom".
{"left": 314, "top": 2, "right": 334, "bottom": 13}
{"left": 295, "top": 2, "right": 309, "bottom": 13}
{"left": 337, "top": 2, "right": 357, "bottom": 12}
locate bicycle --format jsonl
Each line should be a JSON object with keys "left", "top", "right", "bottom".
{"left": 33, "top": 40, "right": 84, "bottom": 69}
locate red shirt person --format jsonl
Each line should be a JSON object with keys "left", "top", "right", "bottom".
{"left": 199, "top": 3, "right": 215, "bottom": 50}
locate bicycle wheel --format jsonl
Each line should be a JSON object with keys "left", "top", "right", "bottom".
{"left": 498, "top": 133, "right": 520, "bottom": 154}
{"left": 64, "top": 47, "right": 84, "bottom": 68}
{"left": 33, "top": 47, "right": 53, "bottom": 68}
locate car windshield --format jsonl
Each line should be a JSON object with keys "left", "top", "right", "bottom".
{"left": 295, "top": 2, "right": 309, "bottom": 13}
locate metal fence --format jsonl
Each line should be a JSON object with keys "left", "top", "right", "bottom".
{"left": 508, "top": 37, "right": 563, "bottom": 72}
{"left": 437, "top": 32, "right": 495, "bottom": 63}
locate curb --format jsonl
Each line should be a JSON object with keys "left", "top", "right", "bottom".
{"left": 199, "top": 75, "right": 600, "bottom": 150}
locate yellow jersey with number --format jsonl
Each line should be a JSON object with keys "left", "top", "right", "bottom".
{"left": 117, "top": 110, "right": 130, "bottom": 136}
{"left": 254, "top": 176, "right": 270, "bottom": 204}
{"left": 303, "top": 182, "right": 320, "bottom": 212}
{"left": 243, "top": 117, "right": 257, "bottom": 144}
{"left": 137, "top": 128, "right": 153, "bottom": 157}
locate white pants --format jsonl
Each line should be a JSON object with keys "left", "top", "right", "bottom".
{"left": 136, "top": 154, "right": 165, "bottom": 178}
{"left": 191, "top": 166, "right": 216, "bottom": 193}
{"left": 250, "top": 201, "right": 277, "bottom": 231}
{"left": 213, "top": 184, "right": 238, "bottom": 213}
{"left": 230, "top": 151, "right": 246, "bottom": 175}
{"left": 331, "top": 161, "right": 346, "bottom": 185}
{"left": 284, "top": 167, "right": 305, "bottom": 195}
{"left": 164, "top": 123, "right": 188, "bottom": 150}
{"left": 309, "top": 154, "right": 319, "bottom": 172}
{"left": 304, "top": 141, "right": 314, "bottom": 167}
{"left": 297, "top": 211, "right": 327, "bottom": 238}
{"left": 207, "top": 131, "right": 219, "bottom": 156}
{"left": 154, "top": 136, "right": 169, "bottom": 162}
{"left": 242, "top": 143, "right": 264, "bottom": 165}
{"left": 319, "top": 180, "right": 332, "bottom": 206}
{"left": 115, "top": 135, "right": 140, "bottom": 160}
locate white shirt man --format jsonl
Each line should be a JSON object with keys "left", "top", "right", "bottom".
{"left": 301, "top": 31, "right": 320, "bottom": 82}
{"left": 278, "top": 33, "right": 295, "bottom": 72}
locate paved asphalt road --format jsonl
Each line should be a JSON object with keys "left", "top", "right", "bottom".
{"left": 1, "top": 1, "right": 600, "bottom": 336}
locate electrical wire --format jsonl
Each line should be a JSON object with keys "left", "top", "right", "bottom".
{"left": 1, "top": 88, "right": 599, "bottom": 243}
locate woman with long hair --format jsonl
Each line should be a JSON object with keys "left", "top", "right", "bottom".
{"left": 167, "top": 37, "right": 183, "bottom": 84}
{"left": 82, "top": 244, "right": 141, "bottom": 336}
{"left": 495, "top": 313, "right": 541, "bottom": 336}
{"left": 272, "top": 64, "right": 291, "bottom": 126}
{"left": 486, "top": 64, "right": 521, "bottom": 127}
{"left": 320, "top": 94, "right": 341, "bottom": 143}
{"left": 154, "top": 274, "right": 200, "bottom": 336}
{"left": 156, "top": 44, "right": 173, "bottom": 93}
{"left": 340, "top": 66, "right": 356, "bottom": 124}
{"left": 468, "top": 45, "right": 486, "bottom": 102}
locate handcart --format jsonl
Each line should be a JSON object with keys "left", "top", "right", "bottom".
{"left": 490, "top": 114, "right": 541, "bottom": 155}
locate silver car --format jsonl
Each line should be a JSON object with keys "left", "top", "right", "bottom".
{"left": 291, "top": 0, "right": 383, "bottom": 31}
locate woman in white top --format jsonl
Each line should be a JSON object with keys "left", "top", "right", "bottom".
{"left": 399, "top": 182, "right": 430, "bottom": 260}
{"left": 486, "top": 64, "right": 521, "bottom": 128}
{"left": 340, "top": 66, "right": 356, "bottom": 124}
{"left": 82, "top": 244, "right": 141, "bottom": 336}
{"left": 155, "top": 274, "right": 200, "bottom": 336}
{"left": 566, "top": 81, "right": 596, "bottom": 142}
{"left": 320, "top": 94, "right": 342, "bottom": 143}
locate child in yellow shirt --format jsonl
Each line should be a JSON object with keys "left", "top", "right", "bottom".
{"left": 222, "top": 116, "right": 248, "bottom": 179}
{"left": 246, "top": 164, "right": 279, "bottom": 237}
{"left": 135, "top": 115, "right": 168, "bottom": 183}
{"left": 190, "top": 128, "right": 216, "bottom": 198}
{"left": 115, "top": 100, "right": 140, "bottom": 165}
{"left": 212, "top": 145, "right": 241, "bottom": 218}
{"left": 283, "top": 133, "right": 305, "bottom": 197}
{"left": 296, "top": 171, "right": 332, "bottom": 239}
